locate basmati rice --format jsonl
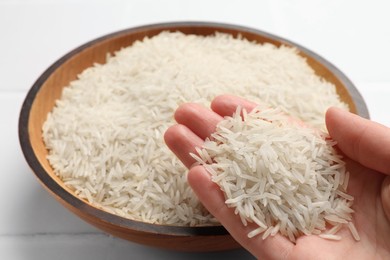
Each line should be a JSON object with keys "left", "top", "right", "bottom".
{"left": 193, "top": 107, "right": 358, "bottom": 241}
{"left": 43, "top": 31, "right": 349, "bottom": 228}
{"left": 319, "top": 234, "right": 342, "bottom": 241}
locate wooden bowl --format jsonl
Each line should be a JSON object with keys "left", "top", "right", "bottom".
{"left": 18, "top": 22, "right": 369, "bottom": 252}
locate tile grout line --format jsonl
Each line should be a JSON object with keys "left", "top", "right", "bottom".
{"left": 0, "top": 231, "right": 107, "bottom": 238}
{"left": 0, "top": 89, "right": 29, "bottom": 95}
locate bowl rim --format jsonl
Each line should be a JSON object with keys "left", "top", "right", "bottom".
{"left": 18, "top": 21, "right": 369, "bottom": 237}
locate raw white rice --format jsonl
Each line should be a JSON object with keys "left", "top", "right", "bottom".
{"left": 43, "top": 31, "right": 348, "bottom": 227}
{"left": 319, "top": 234, "right": 342, "bottom": 241}
{"left": 348, "top": 221, "right": 361, "bottom": 241}
{"left": 193, "top": 107, "right": 358, "bottom": 241}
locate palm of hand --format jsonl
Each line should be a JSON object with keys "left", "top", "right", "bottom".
{"left": 164, "top": 95, "right": 390, "bottom": 259}
{"left": 291, "top": 161, "right": 390, "bottom": 260}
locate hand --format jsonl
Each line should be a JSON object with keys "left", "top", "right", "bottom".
{"left": 164, "top": 95, "right": 390, "bottom": 259}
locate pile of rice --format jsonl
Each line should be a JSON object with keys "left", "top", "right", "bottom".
{"left": 192, "top": 106, "right": 358, "bottom": 241}
{"left": 43, "top": 31, "right": 349, "bottom": 228}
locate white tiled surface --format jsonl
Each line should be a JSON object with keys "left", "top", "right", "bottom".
{"left": 1, "top": 0, "right": 389, "bottom": 259}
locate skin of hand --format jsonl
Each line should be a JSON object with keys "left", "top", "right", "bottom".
{"left": 164, "top": 95, "right": 390, "bottom": 260}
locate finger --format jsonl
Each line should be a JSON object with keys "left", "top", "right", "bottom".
{"left": 164, "top": 124, "right": 203, "bottom": 168}
{"left": 381, "top": 176, "right": 390, "bottom": 222}
{"left": 326, "top": 107, "right": 390, "bottom": 175}
{"left": 188, "top": 165, "right": 293, "bottom": 259}
{"left": 211, "top": 95, "right": 258, "bottom": 117}
{"left": 174, "top": 103, "right": 223, "bottom": 140}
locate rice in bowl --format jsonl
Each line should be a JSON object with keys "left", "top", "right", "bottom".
{"left": 42, "top": 31, "right": 349, "bottom": 230}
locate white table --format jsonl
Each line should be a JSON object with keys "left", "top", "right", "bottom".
{"left": 1, "top": 1, "right": 389, "bottom": 259}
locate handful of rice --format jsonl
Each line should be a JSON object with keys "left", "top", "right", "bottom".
{"left": 191, "top": 106, "right": 359, "bottom": 242}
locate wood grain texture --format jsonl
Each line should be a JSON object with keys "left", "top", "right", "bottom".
{"left": 18, "top": 22, "right": 369, "bottom": 251}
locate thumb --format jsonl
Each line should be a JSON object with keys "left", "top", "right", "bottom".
{"left": 326, "top": 107, "right": 390, "bottom": 175}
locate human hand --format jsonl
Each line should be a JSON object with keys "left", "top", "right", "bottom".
{"left": 164, "top": 95, "right": 390, "bottom": 259}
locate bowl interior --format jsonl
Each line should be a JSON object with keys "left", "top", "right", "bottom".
{"left": 20, "top": 22, "right": 368, "bottom": 251}
{"left": 29, "top": 23, "right": 363, "bottom": 177}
